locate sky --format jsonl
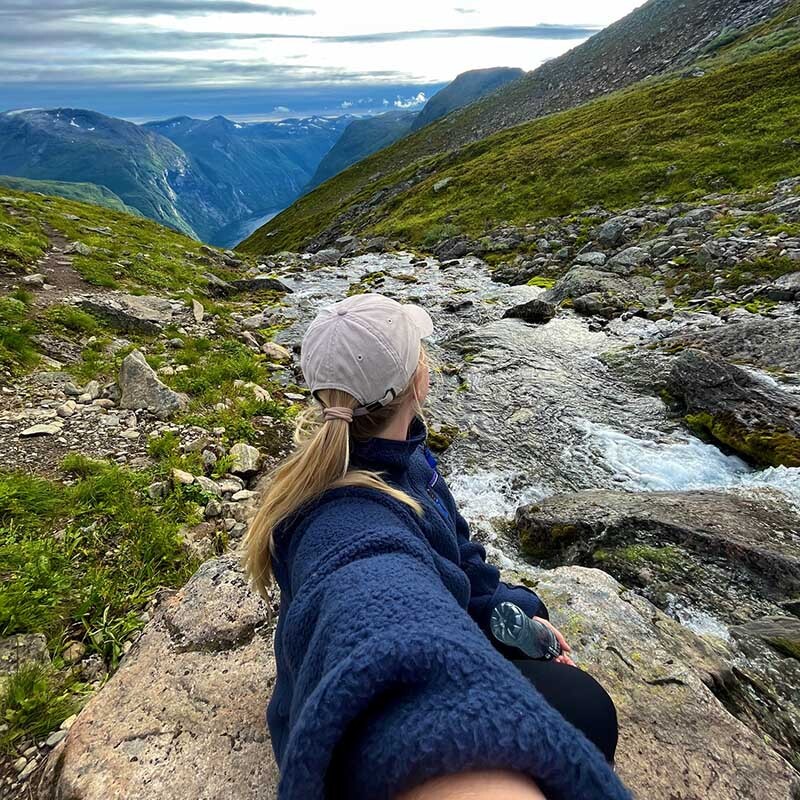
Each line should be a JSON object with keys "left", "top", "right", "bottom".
{"left": 0, "top": 0, "right": 643, "bottom": 122}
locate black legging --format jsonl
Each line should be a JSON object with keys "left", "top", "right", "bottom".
{"left": 514, "top": 660, "right": 618, "bottom": 763}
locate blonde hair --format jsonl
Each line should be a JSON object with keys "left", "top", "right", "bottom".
{"left": 244, "top": 351, "right": 427, "bottom": 597}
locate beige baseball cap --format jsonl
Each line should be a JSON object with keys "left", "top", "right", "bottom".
{"left": 300, "top": 293, "right": 434, "bottom": 413}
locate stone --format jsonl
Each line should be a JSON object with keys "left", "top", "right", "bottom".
{"left": 541, "top": 267, "right": 658, "bottom": 317}
{"left": 14, "top": 756, "right": 27, "bottom": 772}
{"left": 195, "top": 475, "right": 221, "bottom": 496}
{"left": 62, "top": 640, "right": 86, "bottom": 665}
{"left": 118, "top": 350, "right": 187, "bottom": 420}
{"left": 575, "top": 251, "right": 607, "bottom": 266}
{"left": 37, "top": 556, "right": 279, "bottom": 800}
{"left": 0, "top": 633, "right": 50, "bottom": 680}
{"left": 667, "top": 349, "right": 800, "bottom": 468}
{"left": 45, "top": 729, "right": 68, "bottom": 748}
{"left": 171, "top": 468, "right": 195, "bottom": 486}
{"left": 502, "top": 298, "right": 556, "bottom": 325}
{"left": 20, "top": 421, "right": 63, "bottom": 437}
{"left": 74, "top": 294, "right": 173, "bottom": 334}
{"left": 204, "top": 499, "right": 223, "bottom": 519}
{"left": 229, "top": 277, "right": 293, "bottom": 294}
{"left": 231, "top": 489, "right": 256, "bottom": 502}
{"left": 57, "top": 400, "right": 77, "bottom": 418}
{"left": 217, "top": 477, "right": 244, "bottom": 495}
{"left": 595, "top": 217, "right": 628, "bottom": 248}
{"left": 309, "top": 249, "right": 341, "bottom": 266}
{"left": 260, "top": 342, "right": 292, "bottom": 363}
{"left": 65, "top": 241, "right": 92, "bottom": 256}
{"left": 433, "top": 177, "right": 453, "bottom": 192}
{"left": 606, "top": 246, "right": 650, "bottom": 275}
{"left": 202, "top": 272, "right": 235, "bottom": 297}
{"left": 20, "top": 759, "right": 38, "bottom": 780}
{"left": 229, "top": 443, "right": 261, "bottom": 477}
{"left": 21, "top": 272, "right": 46, "bottom": 288}
{"left": 191, "top": 299, "right": 205, "bottom": 323}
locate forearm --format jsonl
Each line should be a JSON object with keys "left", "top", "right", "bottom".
{"left": 398, "top": 771, "right": 545, "bottom": 800}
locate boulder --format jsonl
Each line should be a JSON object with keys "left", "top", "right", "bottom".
{"left": 502, "top": 298, "right": 556, "bottom": 324}
{"left": 541, "top": 267, "right": 658, "bottom": 318}
{"left": 667, "top": 349, "right": 800, "bottom": 467}
{"left": 731, "top": 615, "right": 800, "bottom": 660}
{"left": 74, "top": 294, "right": 174, "bottom": 334}
{"left": 37, "top": 556, "right": 279, "bottom": 800}
{"left": 229, "top": 277, "right": 293, "bottom": 294}
{"left": 762, "top": 270, "right": 800, "bottom": 301}
{"left": 38, "top": 560, "right": 800, "bottom": 800}
{"left": 595, "top": 217, "right": 629, "bottom": 248}
{"left": 606, "top": 246, "right": 650, "bottom": 275}
{"left": 662, "top": 317, "right": 800, "bottom": 373}
{"left": 118, "top": 350, "right": 187, "bottom": 420}
{"left": 575, "top": 251, "right": 607, "bottom": 266}
{"left": 261, "top": 342, "right": 292, "bottom": 363}
{"left": 515, "top": 488, "right": 800, "bottom": 623}
{"left": 229, "top": 443, "right": 261, "bottom": 476}
{"left": 202, "top": 272, "right": 235, "bottom": 298}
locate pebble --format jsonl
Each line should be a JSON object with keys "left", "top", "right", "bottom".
{"left": 60, "top": 714, "right": 78, "bottom": 730}
{"left": 19, "top": 759, "right": 38, "bottom": 780}
{"left": 231, "top": 489, "right": 256, "bottom": 502}
{"left": 13, "top": 757, "right": 27, "bottom": 773}
{"left": 45, "top": 729, "right": 68, "bottom": 747}
{"left": 172, "top": 468, "right": 195, "bottom": 485}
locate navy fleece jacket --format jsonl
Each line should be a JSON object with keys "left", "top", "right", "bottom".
{"left": 268, "top": 418, "right": 630, "bottom": 799}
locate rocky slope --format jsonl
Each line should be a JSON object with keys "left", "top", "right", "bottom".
{"left": 145, "top": 115, "right": 353, "bottom": 244}
{"left": 243, "top": 0, "right": 799, "bottom": 255}
{"left": 4, "top": 172, "right": 800, "bottom": 797}
{"left": 408, "top": 66, "right": 525, "bottom": 133}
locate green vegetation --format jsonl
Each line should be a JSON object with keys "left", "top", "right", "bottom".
{"left": 0, "top": 454, "right": 205, "bottom": 748}
{"left": 1, "top": 188, "right": 249, "bottom": 293}
{"left": 0, "top": 175, "right": 138, "bottom": 216}
{"left": 0, "top": 292, "right": 38, "bottom": 373}
{"left": 593, "top": 544, "right": 685, "bottom": 571}
{"left": 685, "top": 411, "right": 800, "bottom": 468}
{"left": 244, "top": 43, "right": 800, "bottom": 257}
{"left": 0, "top": 663, "right": 85, "bottom": 753}
{"left": 426, "top": 424, "right": 461, "bottom": 453}
{"left": 526, "top": 276, "right": 556, "bottom": 288}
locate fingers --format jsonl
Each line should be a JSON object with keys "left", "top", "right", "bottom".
{"left": 534, "top": 617, "right": 571, "bottom": 653}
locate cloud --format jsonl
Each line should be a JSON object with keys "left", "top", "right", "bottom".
{"left": 340, "top": 100, "right": 353, "bottom": 108}
{"left": 0, "top": 0, "right": 315, "bottom": 16}
{"left": 454, "top": 7, "right": 476, "bottom": 13}
{"left": 394, "top": 91, "right": 427, "bottom": 109}
{"left": 322, "top": 25, "right": 599, "bottom": 43}
{"left": 273, "top": 105, "right": 290, "bottom": 112}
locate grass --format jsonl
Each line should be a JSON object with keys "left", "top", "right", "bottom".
{"left": 243, "top": 42, "right": 800, "bottom": 257}
{"left": 0, "top": 292, "right": 39, "bottom": 374}
{"left": 0, "top": 175, "right": 138, "bottom": 216}
{"left": 0, "top": 188, "right": 250, "bottom": 293}
{"left": 0, "top": 454, "right": 205, "bottom": 748}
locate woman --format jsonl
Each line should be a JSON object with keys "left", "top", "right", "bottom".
{"left": 245, "top": 293, "right": 628, "bottom": 800}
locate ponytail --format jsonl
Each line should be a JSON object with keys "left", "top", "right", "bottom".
{"left": 244, "top": 362, "right": 426, "bottom": 597}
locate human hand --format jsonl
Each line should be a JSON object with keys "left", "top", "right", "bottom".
{"left": 533, "top": 617, "right": 576, "bottom": 667}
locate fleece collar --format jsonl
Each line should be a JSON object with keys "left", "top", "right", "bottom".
{"left": 350, "top": 416, "right": 427, "bottom": 473}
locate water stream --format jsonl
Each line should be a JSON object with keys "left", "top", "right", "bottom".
{"left": 277, "top": 251, "right": 800, "bottom": 572}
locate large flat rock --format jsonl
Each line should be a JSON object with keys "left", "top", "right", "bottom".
{"left": 37, "top": 556, "right": 279, "bottom": 800}
{"left": 36, "top": 557, "right": 800, "bottom": 799}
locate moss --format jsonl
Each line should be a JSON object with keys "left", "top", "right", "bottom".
{"left": 685, "top": 411, "right": 800, "bottom": 467}
{"left": 526, "top": 276, "right": 556, "bottom": 288}
{"left": 427, "top": 424, "right": 461, "bottom": 453}
{"left": 594, "top": 544, "right": 685, "bottom": 570}
{"left": 768, "top": 637, "right": 800, "bottom": 660}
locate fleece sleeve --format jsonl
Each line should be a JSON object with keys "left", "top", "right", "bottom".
{"left": 453, "top": 507, "right": 550, "bottom": 633}
{"left": 275, "top": 493, "right": 629, "bottom": 800}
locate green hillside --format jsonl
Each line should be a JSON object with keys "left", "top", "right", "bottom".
{"left": 241, "top": 41, "right": 800, "bottom": 256}
{"left": 0, "top": 175, "right": 139, "bottom": 216}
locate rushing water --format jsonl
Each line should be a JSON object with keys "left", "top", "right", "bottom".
{"left": 277, "top": 251, "right": 800, "bottom": 546}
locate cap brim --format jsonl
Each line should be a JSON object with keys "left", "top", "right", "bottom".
{"left": 405, "top": 304, "right": 434, "bottom": 338}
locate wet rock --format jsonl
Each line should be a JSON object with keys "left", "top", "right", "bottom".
{"left": 502, "top": 298, "right": 556, "bottom": 324}
{"left": 309, "top": 248, "right": 341, "bottom": 266}
{"left": 515, "top": 488, "right": 800, "bottom": 623}
{"left": 74, "top": 294, "right": 173, "bottom": 334}
{"left": 512, "top": 565, "right": 800, "bottom": 799}
{"left": 229, "top": 276, "right": 293, "bottom": 294}
{"left": 667, "top": 349, "right": 800, "bottom": 467}
{"left": 229, "top": 443, "right": 261, "bottom": 476}
{"left": 731, "top": 615, "right": 800, "bottom": 659}
{"left": 37, "top": 556, "right": 279, "bottom": 800}
{"left": 118, "top": 350, "right": 187, "bottom": 420}
{"left": 662, "top": 317, "right": 800, "bottom": 373}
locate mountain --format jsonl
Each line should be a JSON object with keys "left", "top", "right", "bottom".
{"left": 307, "top": 110, "right": 418, "bottom": 189}
{"left": 0, "top": 108, "right": 252, "bottom": 242}
{"left": 0, "top": 174, "right": 139, "bottom": 215}
{"left": 307, "top": 69, "right": 524, "bottom": 190}
{"left": 409, "top": 67, "right": 524, "bottom": 132}
{"left": 144, "top": 114, "right": 352, "bottom": 241}
{"left": 241, "top": 0, "right": 799, "bottom": 256}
